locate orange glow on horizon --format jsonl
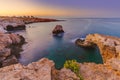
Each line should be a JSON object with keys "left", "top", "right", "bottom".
{"left": 0, "top": 0, "right": 107, "bottom": 17}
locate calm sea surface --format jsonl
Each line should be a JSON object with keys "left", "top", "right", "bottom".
{"left": 15, "top": 18, "right": 120, "bottom": 69}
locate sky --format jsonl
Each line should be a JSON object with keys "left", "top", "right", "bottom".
{"left": 0, "top": 0, "right": 120, "bottom": 17}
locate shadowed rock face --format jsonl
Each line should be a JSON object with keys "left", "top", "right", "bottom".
{"left": 6, "top": 25, "right": 26, "bottom": 31}
{"left": 0, "top": 33, "right": 25, "bottom": 67}
{"left": 52, "top": 25, "right": 64, "bottom": 35}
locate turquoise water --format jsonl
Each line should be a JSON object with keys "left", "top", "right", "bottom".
{"left": 16, "top": 18, "right": 120, "bottom": 69}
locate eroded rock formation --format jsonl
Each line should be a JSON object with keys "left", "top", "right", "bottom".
{"left": 0, "top": 58, "right": 54, "bottom": 80}
{"left": 76, "top": 33, "right": 120, "bottom": 63}
{"left": 0, "top": 32, "right": 25, "bottom": 67}
{"left": 0, "top": 33, "right": 120, "bottom": 80}
{"left": 0, "top": 58, "right": 80, "bottom": 80}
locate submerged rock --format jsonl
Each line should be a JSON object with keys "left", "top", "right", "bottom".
{"left": 52, "top": 25, "right": 64, "bottom": 36}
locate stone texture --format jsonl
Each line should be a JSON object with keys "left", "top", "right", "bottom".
{"left": 79, "top": 62, "right": 120, "bottom": 80}
{"left": 0, "top": 58, "right": 54, "bottom": 80}
{"left": 78, "top": 33, "right": 120, "bottom": 62}
{"left": 52, "top": 68, "right": 79, "bottom": 80}
{"left": 0, "top": 32, "right": 25, "bottom": 67}
{"left": 0, "top": 33, "right": 120, "bottom": 80}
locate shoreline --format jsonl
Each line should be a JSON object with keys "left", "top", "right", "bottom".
{"left": 0, "top": 16, "right": 63, "bottom": 31}
{"left": 0, "top": 17, "right": 120, "bottom": 79}
{"left": 0, "top": 16, "right": 64, "bottom": 67}
{"left": 0, "top": 33, "right": 120, "bottom": 79}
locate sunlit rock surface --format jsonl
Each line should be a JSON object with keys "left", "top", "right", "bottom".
{"left": 77, "top": 33, "right": 120, "bottom": 62}
{"left": 0, "top": 58, "right": 54, "bottom": 80}
{"left": 0, "top": 33, "right": 120, "bottom": 80}
{"left": 79, "top": 62, "right": 120, "bottom": 80}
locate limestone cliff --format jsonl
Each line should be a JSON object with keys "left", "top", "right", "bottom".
{"left": 85, "top": 34, "right": 120, "bottom": 62}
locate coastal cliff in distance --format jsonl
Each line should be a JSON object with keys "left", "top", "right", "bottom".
{"left": 0, "top": 34, "right": 120, "bottom": 80}
{"left": 0, "top": 16, "right": 59, "bottom": 31}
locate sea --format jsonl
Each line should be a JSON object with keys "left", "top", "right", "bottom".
{"left": 15, "top": 18, "right": 120, "bottom": 69}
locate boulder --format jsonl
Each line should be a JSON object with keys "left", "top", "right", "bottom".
{"left": 52, "top": 25, "right": 64, "bottom": 35}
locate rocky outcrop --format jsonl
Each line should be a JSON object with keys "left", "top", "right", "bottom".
{"left": 0, "top": 58, "right": 120, "bottom": 80}
{"left": 52, "top": 68, "right": 79, "bottom": 80}
{"left": 79, "top": 61, "right": 120, "bottom": 80}
{"left": 76, "top": 33, "right": 120, "bottom": 63}
{"left": 52, "top": 25, "right": 64, "bottom": 35}
{"left": 74, "top": 34, "right": 120, "bottom": 79}
{"left": 0, "top": 58, "right": 54, "bottom": 80}
{"left": 0, "top": 33, "right": 120, "bottom": 80}
{"left": 0, "top": 58, "right": 80, "bottom": 80}
{"left": 75, "top": 39, "right": 96, "bottom": 48}
{"left": 0, "top": 32, "right": 25, "bottom": 67}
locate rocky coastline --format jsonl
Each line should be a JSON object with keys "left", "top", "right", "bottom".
{"left": 0, "top": 33, "right": 120, "bottom": 79}
{"left": 0, "top": 16, "right": 60, "bottom": 31}
{"left": 0, "top": 32, "right": 25, "bottom": 67}
{"left": 76, "top": 33, "right": 120, "bottom": 63}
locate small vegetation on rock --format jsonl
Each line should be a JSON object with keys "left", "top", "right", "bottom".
{"left": 64, "top": 60, "right": 84, "bottom": 80}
